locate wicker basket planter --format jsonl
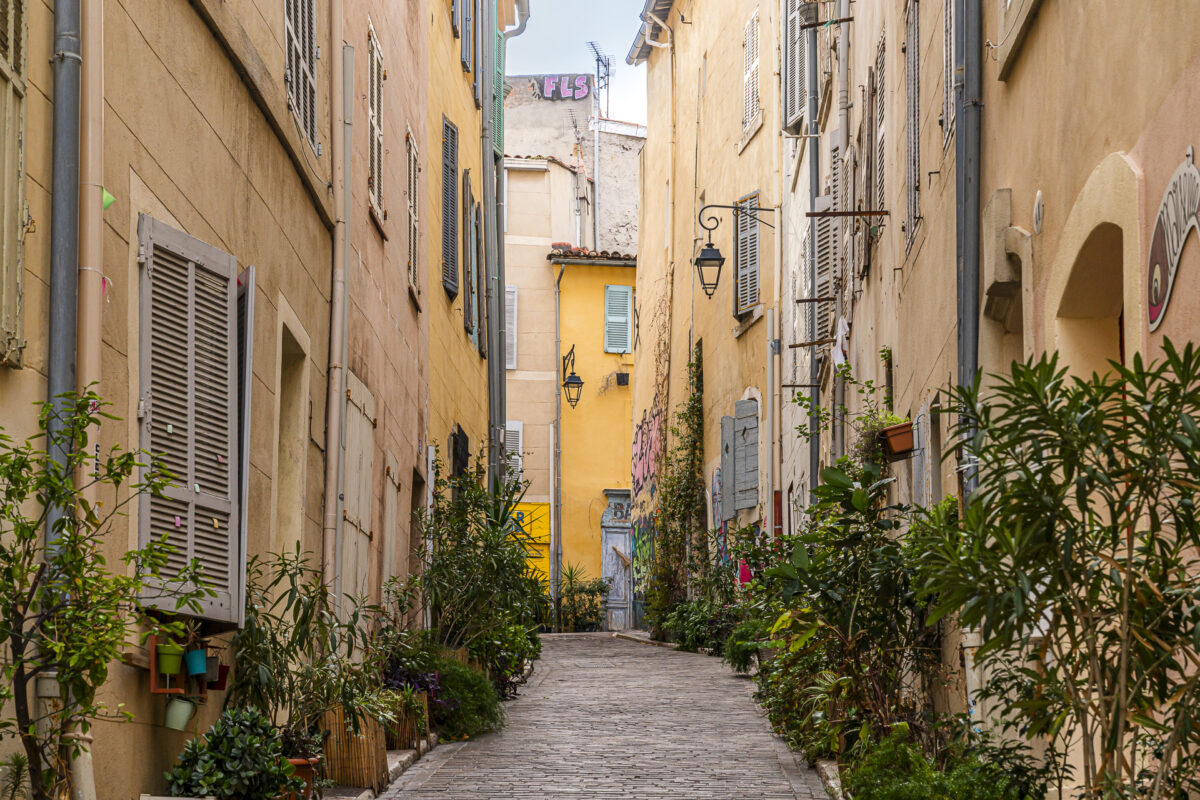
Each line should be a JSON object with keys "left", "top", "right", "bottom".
{"left": 385, "top": 691, "right": 430, "bottom": 751}
{"left": 320, "top": 705, "right": 389, "bottom": 792}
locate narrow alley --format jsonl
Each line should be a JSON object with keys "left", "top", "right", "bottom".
{"left": 381, "top": 635, "right": 827, "bottom": 800}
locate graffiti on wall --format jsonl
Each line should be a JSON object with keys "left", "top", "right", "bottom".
{"left": 630, "top": 403, "right": 664, "bottom": 601}
{"left": 524, "top": 74, "right": 593, "bottom": 101}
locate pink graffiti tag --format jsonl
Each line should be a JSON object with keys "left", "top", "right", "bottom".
{"left": 544, "top": 76, "right": 558, "bottom": 97}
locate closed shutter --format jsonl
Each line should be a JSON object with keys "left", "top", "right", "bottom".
{"left": 782, "top": 0, "right": 807, "bottom": 131}
{"left": 382, "top": 452, "right": 400, "bottom": 585}
{"left": 720, "top": 416, "right": 735, "bottom": 522}
{"left": 342, "top": 371, "right": 375, "bottom": 603}
{"left": 875, "top": 34, "right": 887, "bottom": 225}
{"left": 734, "top": 399, "right": 759, "bottom": 511}
{"left": 505, "top": 285, "right": 518, "bottom": 369}
{"left": 476, "top": 202, "right": 486, "bottom": 356}
{"left": 864, "top": 65, "right": 878, "bottom": 270}
{"left": 905, "top": 1, "right": 920, "bottom": 251}
{"left": 830, "top": 140, "right": 842, "bottom": 286}
{"left": 234, "top": 264, "right": 255, "bottom": 627}
{"left": 943, "top": 0, "right": 955, "bottom": 146}
{"left": 285, "top": 0, "right": 317, "bottom": 149}
{"left": 604, "top": 285, "right": 633, "bottom": 353}
{"left": 450, "top": 0, "right": 459, "bottom": 37}
{"left": 813, "top": 194, "right": 834, "bottom": 341}
{"left": 504, "top": 421, "right": 523, "bottom": 479}
{"left": 742, "top": 10, "right": 760, "bottom": 131}
{"left": 368, "top": 23, "right": 384, "bottom": 213}
{"left": 441, "top": 119, "right": 459, "bottom": 296}
{"left": 406, "top": 130, "right": 420, "bottom": 294}
{"left": 137, "top": 215, "right": 239, "bottom": 623}
{"left": 735, "top": 193, "right": 760, "bottom": 315}
{"left": 493, "top": 30, "right": 505, "bottom": 155}
{"left": 460, "top": 0, "right": 473, "bottom": 71}
{"left": 463, "top": 171, "right": 475, "bottom": 336}
{"left": 0, "top": 0, "right": 26, "bottom": 367}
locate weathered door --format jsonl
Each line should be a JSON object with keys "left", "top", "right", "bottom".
{"left": 601, "top": 527, "right": 632, "bottom": 631}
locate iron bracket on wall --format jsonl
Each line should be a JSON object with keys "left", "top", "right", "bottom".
{"left": 699, "top": 203, "right": 777, "bottom": 232}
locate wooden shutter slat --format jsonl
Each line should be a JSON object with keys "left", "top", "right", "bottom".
{"left": 734, "top": 399, "right": 759, "bottom": 510}
{"left": 505, "top": 285, "right": 518, "bottom": 369}
{"left": 442, "top": 120, "right": 459, "bottom": 296}
{"left": 720, "top": 415, "right": 735, "bottom": 521}
{"left": 493, "top": 31, "right": 505, "bottom": 155}
{"left": 604, "top": 285, "right": 632, "bottom": 353}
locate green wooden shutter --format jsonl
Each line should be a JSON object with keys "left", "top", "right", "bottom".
{"left": 604, "top": 285, "right": 633, "bottom": 353}
{"left": 442, "top": 119, "right": 459, "bottom": 296}
{"left": 138, "top": 215, "right": 239, "bottom": 624}
{"left": 493, "top": 30, "right": 505, "bottom": 155}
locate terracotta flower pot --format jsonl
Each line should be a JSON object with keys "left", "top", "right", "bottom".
{"left": 879, "top": 420, "right": 915, "bottom": 458}
{"left": 283, "top": 756, "right": 320, "bottom": 800}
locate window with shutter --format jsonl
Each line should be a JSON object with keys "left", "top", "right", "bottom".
{"left": 460, "top": 0, "right": 473, "bottom": 72}
{"left": 284, "top": 0, "right": 318, "bottom": 151}
{"left": 342, "top": 371, "right": 375, "bottom": 602}
{"left": 441, "top": 119, "right": 459, "bottom": 296}
{"left": 368, "top": 23, "right": 384, "bottom": 214}
{"left": 450, "top": 0, "right": 460, "bottom": 37}
{"left": 742, "top": 10, "right": 760, "bottom": 132}
{"left": 813, "top": 194, "right": 835, "bottom": 342}
{"left": 475, "top": 202, "right": 486, "bottom": 357}
{"left": 782, "top": 0, "right": 807, "bottom": 132}
{"left": 0, "top": 0, "right": 27, "bottom": 367}
{"left": 503, "top": 421, "right": 523, "bottom": 480}
{"left": 472, "top": 0, "right": 483, "bottom": 108}
{"left": 382, "top": 452, "right": 400, "bottom": 585}
{"left": 604, "top": 285, "right": 633, "bottom": 354}
{"left": 137, "top": 215, "right": 243, "bottom": 625}
{"left": 234, "top": 264, "right": 255, "bottom": 627}
{"left": 493, "top": 30, "right": 505, "bottom": 155}
{"left": 734, "top": 192, "right": 760, "bottom": 316}
{"left": 406, "top": 130, "right": 420, "bottom": 296}
{"left": 875, "top": 33, "right": 887, "bottom": 229}
{"left": 734, "top": 399, "right": 759, "bottom": 511}
{"left": 943, "top": 0, "right": 955, "bottom": 147}
{"left": 905, "top": 1, "right": 921, "bottom": 252}
{"left": 463, "top": 171, "right": 475, "bottom": 337}
{"left": 720, "top": 416, "right": 735, "bottom": 522}
{"left": 830, "top": 140, "right": 843, "bottom": 285}
{"left": 505, "top": 285, "right": 518, "bottom": 369}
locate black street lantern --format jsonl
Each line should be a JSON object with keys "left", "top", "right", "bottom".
{"left": 694, "top": 241, "right": 725, "bottom": 298}
{"left": 561, "top": 344, "right": 584, "bottom": 408}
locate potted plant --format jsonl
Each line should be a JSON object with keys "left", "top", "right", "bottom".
{"left": 162, "top": 697, "right": 196, "bottom": 731}
{"left": 879, "top": 417, "right": 915, "bottom": 458}
{"left": 156, "top": 638, "right": 185, "bottom": 677}
{"left": 182, "top": 620, "right": 208, "bottom": 677}
{"left": 164, "top": 707, "right": 304, "bottom": 800}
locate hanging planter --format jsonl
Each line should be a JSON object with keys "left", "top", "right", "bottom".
{"left": 156, "top": 641, "right": 185, "bottom": 676}
{"left": 184, "top": 648, "right": 208, "bottom": 677}
{"left": 205, "top": 655, "right": 221, "bottom": 683}
{"left": 163, "top": 697, "right": 197, "bottom": 731}
{"left": 879, "top": 420, "right": 915, "bottom": 459}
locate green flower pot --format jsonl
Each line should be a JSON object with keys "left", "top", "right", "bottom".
{"left": 163, "top": 697, "right": 196, "bottom": 731}
{"left": 157, "top": 642, "right": 185, "bottom": 675}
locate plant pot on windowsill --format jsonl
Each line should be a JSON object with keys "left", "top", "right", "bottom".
{"left": 879, "top": 420, "right": 915, "bottom": 459}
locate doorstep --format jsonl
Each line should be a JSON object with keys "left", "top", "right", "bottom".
{"left": 611, "top": 630, "right": 678, "bottom": 649}
{"left": 324, "top": 733, "right": 439, "bottom": 800}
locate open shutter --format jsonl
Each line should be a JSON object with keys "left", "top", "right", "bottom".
{"left": 463, "top": 171, "right": 475, "bottom": 335}
{"left": 504, "top": 421, "right": 523, "bottom": 479}
{"left": 943, "top": 0, "right": 955, "bottom": 145}
{"left": 814, "top": 195, "right": 834, "bottom": 342}
{"left": 441, "top": 120, "right": 459, "bottom": 296}
{"left": 138, "top": 215, "right": 239, "bottom": 624}
{"left": 382, "top": 452, "right": 400, "bottom": 585}
{"left": 234, "top": 264, "right": 255, "bottom": 627}
{"left": 0, "top": 0, "right": 26, "bottom": 366}
{"left": 342, "top": 371, "right": 375, "bottom": 603}
{"left": 875, "top": 34, "right": 887, "bottom": 222}
{"left": 476, "top": 202, "right": 486, "bottom": 357}
{"left": 734, "top": 399, "right": 759, "bottom": 511}
{"left": 720, "top": 416, "right": 735, "bottom": 521}
{"left": 505, "top": 285, "right": 518, "bottom": 369}
{"left": 604, "top": 285, "right": 633, "bottom": 353}
{"left": 460, "top": 0, "right": 472, "bottom": 71}
{"left": 368, "top": 24, "right": 384, "bottom": 212}
{"left": 742, "top": 10, "right": 760, "bottom": 130}
{"left": 407, "top": 132, "right": 420, "bottom": 294}
{"left": 493, "top": 30, "right": 505, "bottom": 155}
{"left": 783, "top": 0, "right": 807, "bottom": 131}
{"left": 735, "top": 194, "right": 760, "bottom": 315}
{"left": 905, "top": 1, "right": 920, "bottom": 251}
{"left": 830, "top": 139, "right": 843, "bottom": 283}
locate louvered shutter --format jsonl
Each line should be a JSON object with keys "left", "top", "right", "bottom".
{"left": 475, "top": 202, "right": 486, "bottom": 356}
{"left": 830, "top": 140, "right": 843, "bottom": 284}
{"left": 734, "top": 399, "right": 759, "bottom": 511}
{"left": 604, "top": 285, "right": 633, "bottom": 353}
{"left": 504, "top": 421, "right": 523, "bottom": 479}
{"left": 460, "top": 0, "right": 472, "bottom": 71}
{"left": 813, "top": 194, "right": 835, "bottom": 341}
{"left": 463, "top": 171, "right": 475, "bottom": 335}
{"left": 905, "top": 2, "right": 920, "bottom": 251}
{"left": 450, "top": 0, "right": 459, "bottom": 36}
{"left": 493, "top": 31, "right": 505, "bottom": 155}
{"left": 505, "top": 285, "right": 518, "bottom": 369}
{"left": 742, "top": 11, "right": 760, "bottom": 131}
{"left": 720, "top": 416, "right": 735, "bottom": 521}
{"left": 735, "top": 193, "right": 760, "bottom": 315}
{"left": 407, "top": 132, "right": 420, "bottom": 294}
{"left": 0, "top": 0, "right": 26, "bottom": 367}
{"left": 137, "top": 215, "right": 239, "bottom": 623}
{"left": 875, "top": 35, "right": 887, "bottom": 222}
{"left": 368, "top": 25, "right": 384, "bottom": 212}
{"left": 783, "top": 0, "right": 807, "bottom": 131}
{"left": 342, "top": 371, "right": 375, "bottom": 602}
{"left": 441, "top": 120, "right": 459, "bottom": 296}
{"left": 382, "top": 452, "right": 400, "bottom": 584}
{"left": 943, "top": 0, "right": 955, "bottom": 145}
{"left": 285, "top": 0, "right": 317, "bottom": 148}
{"left": 234, "top": 264, "right": 255, "bottom": 627}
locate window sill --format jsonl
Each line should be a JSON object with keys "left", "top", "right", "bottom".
{"left": 408, "top": 281, "right": 422, "bottom": 312}
{"left": 733, "top": 305, "right": 764, "bottom": 338}
{"left": 369, "top": 204, "right": 389, "bottom": 240}
{"left": 737, "top": 112, "right": 764, "bottom": 155}
{"left": 997, "top": 0, "right": 1045, "bottom": 80}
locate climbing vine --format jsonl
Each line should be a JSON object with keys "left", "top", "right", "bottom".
{"left": 645, "top": 345, "right": 706, "bottom": 639}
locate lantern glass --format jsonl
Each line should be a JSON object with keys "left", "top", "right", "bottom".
{"left": 694, "top": 242, "right": 725, "bottom": 298}
{"left": 563, "top": 371, "right": 584, "bottom": 408}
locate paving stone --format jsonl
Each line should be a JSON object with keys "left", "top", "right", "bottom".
{"left": 379, "top": 633, "right": 828, "bottom": 799}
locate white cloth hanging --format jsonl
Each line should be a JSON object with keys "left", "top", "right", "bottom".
{"left": 832, "top": 316, "right": 850, "bottom": 369}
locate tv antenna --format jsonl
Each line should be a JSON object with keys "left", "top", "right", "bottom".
{"left": 587, "top": 40, "right": 612, "bottom": 118}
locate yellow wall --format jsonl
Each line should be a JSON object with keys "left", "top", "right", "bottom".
{"left": 514, "top": 501, "right": 551, "bottom": 581}
{"left": 557, "top": 261, "right": 635, "bottom": 583}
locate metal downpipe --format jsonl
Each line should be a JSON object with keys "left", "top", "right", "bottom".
{"left": 806, "top": 22, "right": 820, "bottom": 492}
{"left": 956, "top": 0, "right": 982, "bottom": 495}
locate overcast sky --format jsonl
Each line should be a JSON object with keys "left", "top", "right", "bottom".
{"left": 507, "top": 0, "right": 649, "bottom": 125}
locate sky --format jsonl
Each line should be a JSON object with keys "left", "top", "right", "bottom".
{"left": 507, "top": 0, "right": 649, "bottom": 125}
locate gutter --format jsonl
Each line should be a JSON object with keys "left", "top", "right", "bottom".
{"left": 552, "top": 263, "right": 568, "bottom": 605}
{"left": 503, "top": 0, "right": 530, "bottom": 40}
{"left": 956, "top": 0, "right": 982, "bottom": 494}
{"left": 805, "top": 13, "right": 820, "bottom": 492}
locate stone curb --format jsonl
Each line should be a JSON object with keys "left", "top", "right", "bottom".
{"left": 611, "top": 631, "right": 679, "bottom": 649}
{"left": 816, "top": 759, "right": 844, "bottom": 799}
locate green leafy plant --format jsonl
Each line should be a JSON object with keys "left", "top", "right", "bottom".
{"left": 557, "top": 563, "right": 609, "bottom": 632}
{"left": 664, "top": 598, "right": 740, "bottom": 655}
{"left": 468, "top": 619, "right": 539, "bottom": 696}
{"left": 428, "top": 657, "right": 503, "bottom": 741}
{"left": 723, "top": 616, "right": 770, "bottom": 674}
{"left": 911, "top": 341, "right": 1200, "bottom": 798}
{"left": 0, "top": 754, "right": 29, "bottom": 800}
{"left": 164, "top": 707, "right": 304, "bottom": 800}
{"left": 0, "top": 393, "right": 210, "bottom": 800}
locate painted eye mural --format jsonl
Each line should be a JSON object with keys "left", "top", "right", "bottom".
{"left": 1147, "top": 149, "right": 1200, "bottom": 332}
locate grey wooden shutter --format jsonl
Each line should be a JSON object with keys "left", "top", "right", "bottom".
{"left": 441, "top": 119, "right": 459, "bottom": 296}
{"left": 814, "top": 194, "right": 834, "bottom": 341}
{"left": 504, "top": 421, "right": 523, "bottom": 479}
{"left": 450, "top": 0, "right": 459, "bottom": 36}
{"left": 604, "top": 285, "right": 633, "bottom": 353}
{"left": 0, "top": 0, "right": 26, "bottom": 367}
{"left": 476, "top": 202, "right": 486, "bottom": 356}
{"left": 905, "top": 1, "right": 920, "bottom": 251}
{"left": 285, "top": 0, "right": 317, "bottom": 148}
{"left": 460, "top": 0, "right": 472, "bottom": 71}
{"left": 407, "top": 131, "right": 420, "bottom": 294}
{"left": 234, "top": 264, "right": 255, "bottom": 627}
{"left": 783, "top": 0, "right": 806, "bottom": 131}
{"left": 875, "top": 34, "right": 887, "bottom": 222}
{"left": 137, "top": 215, "right": 239, "bottom": 623}
{"left": 342, "top": 371, "right": 375, "bottom": 603}
{"left": 943, "top": 0, "right": 955, "bottom": 145}
{"left": 742, "top": 10, "right": 760, "bottom": 130}
{"left": 734, "top": 399, "right": 759, "bottom": 511}
{"left": 505, "top": 285, "right": 518, "bottom": 369}
{"left": 493, "top": 30, "right": 505, "bottom": 155}
{"left": 463, "top": 171, "right": 474, "bottom": 334}
{"left": 383, "top": 451, "right": 400, "bottom": 585}
{"left": 735, "top": 193, "right": 760, "bottom": 315}
{"left": 368, "top": 24, "right": 384, "bottom": 212}
{"left": 720, "top": 416, "right": 735, "bottom": 521}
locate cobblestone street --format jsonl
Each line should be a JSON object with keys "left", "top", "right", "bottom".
{"left": 381, "top": 633, "right": 827, "bottom": 799}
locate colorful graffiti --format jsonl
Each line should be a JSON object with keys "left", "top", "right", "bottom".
{"left": 630, "top": 403, "right": 664, "bottom": 616}
{"left": 525, "top": 74, "right": 593, "bottom": 102}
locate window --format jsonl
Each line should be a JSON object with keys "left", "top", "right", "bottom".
{"left": 463, "top": 170, "right": 476, "bottom": 336}
{"left": 943, "top": 0, "right": 956, "bottom": 146}
{"left": 285, "top": 0, "right": 318, "bottom": 151}
{"left": 503, "top": 421, "right": 523, "bottom": 480}
{"left": 505, "top": 285, "right": 518, "bottom": 370}
{"left": 604, "top": 285, "right": 633, "bottom": 354}
{"left": 742, "top": 9, "right": 761, "bottom": 131}
{"left": 406, "top": 129, "right": 420, "bottom": 296}
{"left": 0, "top": 0, "right": 27, "bottom": 366}
{"left": 782, "top": 0, "right": 808, "bottom": 132}
{"left": 460, "top": 0, "right": 473, "bottom": 73}
{"left": 368, "top": 23, "right": 384, "bottom": 214}
{"left": 137, "top": 215, "right": 253, "bottom": 625}
{"left": 734, "top": 193, "right": 760, "bottom": 315}
{"left": 441, "top": 119, "right": 459, "bottom": 296}
{"left": 905, "top": 1, "right": 921, "bottom": 251}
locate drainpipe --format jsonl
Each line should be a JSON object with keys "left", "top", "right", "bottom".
{"left": 552, "top": 263, "right": 568, "bottom": 605}
{"left": 593, "top": 104, "right": 600, "bottom": 250}
{"left": 323, "top": 0, "right": 351, "bottom": 594}
{"left": 805, "top": 19, "right": 820, "bottom": 492}
{"left": 956, "top": 0, "right": 981, "bottom": 494}
{"left": 832, "top": 0, "right": 849, "bottom": 463}
{"left": 483, "top": 0, "right": 502, "bottom": 486}
{"left": 503, "top": 0, "right": 530, "bottom": 40}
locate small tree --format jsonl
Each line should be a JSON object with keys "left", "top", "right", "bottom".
{"left": 0, "top": 393, "right": 207, "bottom": 800}
{"left": 913, "top": 341, "right": 1200, "bottom": 798}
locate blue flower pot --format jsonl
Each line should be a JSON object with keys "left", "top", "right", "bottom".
{"left": 184, "top": 649, "right": 208, "bottom": 676}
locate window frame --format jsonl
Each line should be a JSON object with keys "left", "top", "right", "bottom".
{"left": 284, "top": 0, "right": 319, "bottom": 153}
{"left": 742, "top": 9, "right": 761, "bottom": 133}
{"left": 367, "top": 21, "right": 385, "bottom": 215}
{"left": 0, "top": 0, "right": 28, "bottom": 366}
